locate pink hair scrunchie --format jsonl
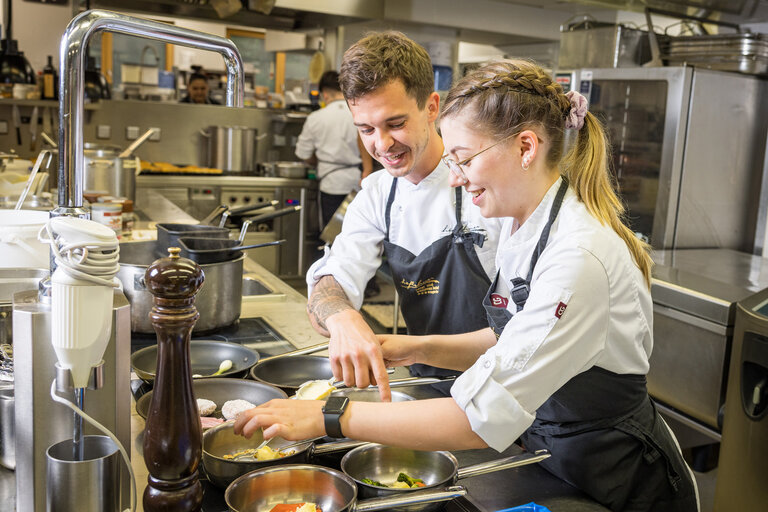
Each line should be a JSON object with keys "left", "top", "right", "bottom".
{"left": 565, "top": 90, "right": 588, "bottom": 131}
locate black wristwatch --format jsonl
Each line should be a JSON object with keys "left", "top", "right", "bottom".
{"left": 322, "top": 396, "right": 350, "bottom": 438}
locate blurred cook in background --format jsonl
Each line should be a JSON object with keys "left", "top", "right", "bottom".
{"left": 179, "top": 71, "right": 221, "bottom": 105}
{"left": 295, "top": 70, "right": 373, "bottom": 228}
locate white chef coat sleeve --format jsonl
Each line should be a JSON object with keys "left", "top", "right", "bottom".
{"left": 306, "top": 176, "right": 386, "bottom": 309}
{"left": 451, "top": 245, "right": 610, "bottom": 452}
{"left": 294, "top": 113, "right": 318, "bottom": 161}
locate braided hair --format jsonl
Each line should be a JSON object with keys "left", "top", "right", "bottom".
{"left": 441, "top": 60, "right": 652, "bottom": 287}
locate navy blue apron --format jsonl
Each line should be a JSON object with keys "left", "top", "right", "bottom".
{"left": 383, "top": 178, "right": 491, "bottom": 395}
{"left": 483, "top": 177, "right": 698, "bottom": 512}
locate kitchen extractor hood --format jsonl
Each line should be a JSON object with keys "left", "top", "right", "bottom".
{"left": 82, "top": 0, "right": 383, "bottom": 31}
{"left": 555, "top": 0, "right": 768, "bottom": 24}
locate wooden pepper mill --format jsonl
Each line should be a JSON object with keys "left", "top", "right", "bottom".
{"left": 143, "top": 247, "right": 205, "bottom": 511}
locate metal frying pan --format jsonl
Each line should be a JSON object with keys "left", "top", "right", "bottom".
{"left": 250, "top": 355, "right": 333, "bottom": 395}
{"left": 248, "top": 341, "right": 330, "bottom": 393}
{"left": 342, "top": 444, "right": 551, "bottom": 509}
{"left": 135, "top": 377, "right": 287, "bottom": 420}
{"left": 131, "top": 340, "right": 260, "bottom": 383}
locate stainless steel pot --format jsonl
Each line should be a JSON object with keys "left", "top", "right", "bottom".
{"left": 341, "top": 445, "right": 550, "bottom": 512}
{"left": 225, "top": 464, "right": 467, "bottom": 512}
{"left": 81, "top": 129, "right": 155, "bottom": 202}
{"left": 203, "top": 423, "right": 365, "bottom": 489}
{"left": 117, "top": 240, "right": 243, "bottom": 333}
{"left": 83, "top": 144, "right": 139, "bottom": 202}
{"left": 262, "top": 161, "right": 307, "bottom": 179}
{"left": 202, "top": 126, "right": 258, "bottom": 172}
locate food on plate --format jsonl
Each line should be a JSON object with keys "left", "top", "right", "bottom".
{"left": 361, "top": 472, "right": 426, "bottom": 489}
{"left": 200, "top": 416, "right": 224, "bottom": 429}
{"left": 294, "top": 379, "right": 335, "bottom": 400}
{"left": 197, "top": 398, "right": 217, "bottom": 416}
{"left": 221, "top": 399, "right": 256, "bottom": 420}
{"left": 222, "top": 445, "right": 295, "bottom": 461}
{"left": 269, "top": 503, "right": 321, "bottom": 512}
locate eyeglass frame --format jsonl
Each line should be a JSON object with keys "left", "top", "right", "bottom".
{"left": 441, "top": 131, "right": 530, "bottom": 182}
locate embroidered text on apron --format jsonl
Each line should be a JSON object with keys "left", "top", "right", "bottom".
{"left": 383, "top": 178, "right": 491, "bottom": 394}
{"left": 481, "top": 176, "right": 698, "bottom": 512}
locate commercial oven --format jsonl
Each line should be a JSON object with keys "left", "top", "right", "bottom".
{"left": 564, "top": 66, "right": 768, "bottom": 252}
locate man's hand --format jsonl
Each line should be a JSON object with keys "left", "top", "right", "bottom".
{"left": 307, "top": 275, "right": 391, "bottom": 401}
{"left": 326, "top": 310, "right": 391, "bottom": 402}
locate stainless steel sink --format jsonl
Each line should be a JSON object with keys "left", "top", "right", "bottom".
{"left": 242, "top": 277, "right": 274, "bottom": 296}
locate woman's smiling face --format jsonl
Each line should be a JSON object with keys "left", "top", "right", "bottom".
{"left": 440, "top": 116, "right": 521, "bottom": 219}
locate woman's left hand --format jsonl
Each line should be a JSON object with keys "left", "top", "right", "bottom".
{"left": 378, "top": 334, "right": 426, "bottom": 367}
{"left": 232, "top": 399, "right": 326, "bottom": 441}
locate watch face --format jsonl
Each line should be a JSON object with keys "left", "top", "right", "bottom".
{"left": 323, "top": 396, "right": 349, "bottom": 414}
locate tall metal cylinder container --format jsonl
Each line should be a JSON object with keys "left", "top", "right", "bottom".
{"left": 46, "top": 435, "right": 120, "bottom": 512}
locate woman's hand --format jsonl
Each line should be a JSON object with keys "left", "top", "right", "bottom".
{"left": 378, "top": 334, "right": 428, "bottom": 367}
{"left": 233, "top": 399, "right": 326, "bottom": 441}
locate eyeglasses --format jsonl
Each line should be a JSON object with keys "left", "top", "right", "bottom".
{"left": 441, "top": 132, "right": 519, "bottom": 182}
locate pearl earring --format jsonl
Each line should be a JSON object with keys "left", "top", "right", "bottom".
{"left": 522, "top": 157, "right": 530, "bottom": 171}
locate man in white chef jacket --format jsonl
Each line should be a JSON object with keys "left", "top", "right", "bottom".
{"left": 295, "top": 70, "right": 373, "bottom": 229}
{"left": 305, "top": 31, "right": 502, "bottom": 401}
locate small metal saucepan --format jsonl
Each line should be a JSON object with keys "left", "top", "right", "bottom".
{"left": 225, "top": 464, "right": 467, "bottom": 512}
{"left": 203, "top": 422, "right": 367, "bottom": 488}
{"left": 341, "top": 444, "right": 551, "bottom": 512}
{"left": 131, "top": 340, "right": 260, "bottom": 384}
{"left": 135, "top": 377, "right": 286, "bottom": 420}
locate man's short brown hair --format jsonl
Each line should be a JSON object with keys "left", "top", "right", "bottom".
{"left": 339, "top": 31, "right": 434, "bottom": 108}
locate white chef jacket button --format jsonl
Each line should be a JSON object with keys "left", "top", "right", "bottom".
{"left": 483, "top": 360, "right": 491, "bottom": 369}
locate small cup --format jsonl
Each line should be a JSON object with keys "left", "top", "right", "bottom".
{"left": 46, "top": 435, "right": 121, "bottom": 512}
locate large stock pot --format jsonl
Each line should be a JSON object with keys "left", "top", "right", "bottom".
{"left": 117, "top": 240, "right": 243, "bottom": 333}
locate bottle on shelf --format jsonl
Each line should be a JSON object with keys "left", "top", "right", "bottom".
{"left": 42, "top": 55, "right": 58, "bottom": 100}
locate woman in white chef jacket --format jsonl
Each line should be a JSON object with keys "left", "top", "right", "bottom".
{"left": 234, "top": 59, "right": 700, "bottom": 512}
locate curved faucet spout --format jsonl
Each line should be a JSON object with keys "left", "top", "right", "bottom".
{"left": 55, "top": 9, "right": 245, "bottom": 215}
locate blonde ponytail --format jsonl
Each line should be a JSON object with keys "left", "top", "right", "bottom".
{"left": 561, "top": 113, "right": 653, "bottom": 287}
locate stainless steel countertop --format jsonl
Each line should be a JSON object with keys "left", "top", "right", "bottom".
{"left": 137, "top": 174, "right": 317, "bottom": 189}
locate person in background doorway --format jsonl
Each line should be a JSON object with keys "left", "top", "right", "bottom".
{"left": 303, "top": 32, "right": 503, "bottom": 401}
{"left": 295, "top": 70, "right": 373, "bottom": 228}
{"left": 179, "top": 72, "right": 221, "bottom": 105}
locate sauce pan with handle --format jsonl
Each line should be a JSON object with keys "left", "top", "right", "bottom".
{"left": 203, "top": 422, "right": 367, "bottom": 489}
{"left": 341, "top": 444, "right": 551, "bottom": 511}
{"left": 224, "top": 464, "right": 467, "bottom": 512}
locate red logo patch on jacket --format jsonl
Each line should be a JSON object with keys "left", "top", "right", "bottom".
{"left": 490, "top": 294, "right": 508, "bottom": 309}
{"left": 555, "top": 302, "right": 567, "bottom": 319}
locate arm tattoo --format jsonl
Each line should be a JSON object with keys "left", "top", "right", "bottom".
{"left": 307, "top": 276, "right": 355, "bottom": 331}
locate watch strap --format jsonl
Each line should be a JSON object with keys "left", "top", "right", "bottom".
{"left": 322, "top": 397, "right": 349, "bottom": 438}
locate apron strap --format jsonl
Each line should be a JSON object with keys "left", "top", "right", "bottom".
{"left": 451, "top": 187, "right": 486, "bottom": 247}
{"left": 384, "top": 177, "right": 398, "bottom": 242}
{"left": 511, "top": 176, "right": 569, "bottom": 312}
